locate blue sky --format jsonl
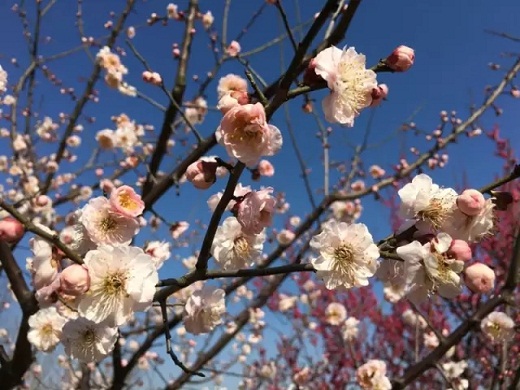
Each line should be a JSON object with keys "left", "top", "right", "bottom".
{"left": 0, "top": 0, "right": 520, "bottom": 386}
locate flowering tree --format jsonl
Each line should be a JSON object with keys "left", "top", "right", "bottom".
{"left": 0, "top": 1, "right": 518, "bottom": 389}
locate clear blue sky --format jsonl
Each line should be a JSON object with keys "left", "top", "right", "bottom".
{"left": 0, "top": 0, "right": 519, "bottom": 386}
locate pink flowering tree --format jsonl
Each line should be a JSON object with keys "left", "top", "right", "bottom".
{"left": 0, "top": 1, "right": 518, "bottom": 389}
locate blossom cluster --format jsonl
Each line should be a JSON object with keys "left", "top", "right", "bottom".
{"left": 26, "top": 185, "right": 163, "bottom": 362}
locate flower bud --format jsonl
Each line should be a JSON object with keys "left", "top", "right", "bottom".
{"left": 258, "top": 160, "right": 274, "bottom": 177}
{"left": 386, "top": 45, "right": 415, "bottom": 72}
{"left": 60, "top": 264, "right": 90, "bottom": 296}
{"left": 448, "top": 239, "right": 472, "bottom": 262}
{"left": 186, "top": 159, "right": 218, "bottom": 189}
{"left": 456, "top": 189, "right": 485, "bottom": 216}
{"left": 0, "top": 217, "right": 24, "bottom": 243}
{"left": 370, "top": 84, "right": 389, "bottom": 107}
{"left": 464, "top": 263, "right": 495, "bottom": 293}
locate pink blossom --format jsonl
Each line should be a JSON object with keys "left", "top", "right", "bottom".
{"left": 369, "top": 165, "right": 386, "bottom": 179}
{"left": 236, "top": 188, "right": 276, "bottom": 234}
{"left": 216, "top": 103, "right": 282, "bottom": 167}
{"left": 60, "top": 264, "right": 90, "bottom": 296}
{"left": 448, "top": 239, "right": 472, "bottom": 262}
{"left": 217, "top": 74, "right": 248, "bottom": 99}
{"left": 258, "top": 160, "right": 275, "bottom": 177}
{"left": 185, "top": 158, "right": 218, "bottom": 189}
{"left": 0, "top": 217, "right": 24, "bottom": 242}
{"left": 464, "top": 263, "right": 495, "bottom": 293}
{"left": 109, "top": 185, "right": 145, "bottom": 218}
{"left": 386, "top": 45, "right": 415, "bottom": 72}
{"left": 456, "top": 189, "right": 486, "bottom": 216}
{"left": 226, "top": 40, "right": 241, "bottom": 57}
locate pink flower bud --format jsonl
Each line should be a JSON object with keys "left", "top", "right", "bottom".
{"left": 370, "top": 84, "right": 389, "bottom": 107}
{"left": 186, "top": 159, "right": 218, "bottom": 189}
{"left": 386, "top": 45, "right": 415, "bottom": 72}
{"left": 0, "top": 217, "right": 24, "bottom": 243}
{"left": 258, "top": 160, "right": 275, "bottom": 177}
{"left": 448, "top": 239, "right": 472, "bottom": 261}
{"left": 456, "top": 189, "right": 485, "bottom": 216}
{"left": 226, "top": 41, "right": 241, "bottom": 57}
{"left": 464, "top": 263, "right": 495, "bottom": 293}
{"left": 59, "top": 264, "right": 90, "bottom": 296}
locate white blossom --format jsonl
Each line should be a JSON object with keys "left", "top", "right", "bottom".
{"left": 480, "top": 311, "right": 516, "bottom": 343}
{"left": 183, "top": 285, "right": 226, "bottom": 334}
{"left": 78, "top": 245, "right": 158, "bottom": 326}
{"left": 61, "top": 317, "right": 118, "bottom": 362}
{"left": 211, "top": 217, "right": 265, "bottom": 270}
{"left": 310, "top": 220, "right": 379, "bottom": 289}
{"left": 398, "top": 174, "right": 457, "bottom": 232}
{"left": 27, "top": 307, "right": 67, "bottom": 352}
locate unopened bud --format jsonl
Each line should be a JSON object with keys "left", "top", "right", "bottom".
{"left": 464, "top": 263, "right": 495, "bottom": 293}
{"left": 456, "top": 189, "right": 485, "bottom": 216}
{"left": 60, "top": 264, "right": 90, "bottom": 296}
{"left": 385, "top": 45, "right": 415, "bottom": 72}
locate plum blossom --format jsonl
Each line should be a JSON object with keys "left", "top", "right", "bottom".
{"left": 217, "top": 74, "right": 248, "bottom": 101}
{"left": 342, "top": 317, "right": 360, "bottom": 341}
{"left": 324, "top": 302, "right": 347, "bottom": 325}
{"left": 398, "top": 174, "right": 457, "bottom": 232}
{"left": 312, "top": 46, "right": 377, "bottom": 126}
{"left": 29, "top": 225, "right": 60, "bottom": 290}
{"left": 208, "top": 183, "right": 251, "bottom": 212}
{"left": 480, "top": 311, "right": 515, "bottom": 343}
{"left": 28, "top": 306, "right": 67, "bottom": 352}
{"left": 78, "top": 245, "right": 159, "bottom": 326}
{"left": 442, "top": 361, "right": 469, "bottom": 390}
{"left": 79, "top": 197, "right": 139, "bottom": 246}
{"left": 216, "top": 103, "right": 282, "bottom": 167}
{"left": 397, "top": 233, "right": 464, "bottom": 303}
{"left": 61, "top": 317, "right": 118, "bottom": 362}
{"left": 236, "top": 188, "right": 276, "bottom": 234}
{"left": 183, "top": 285, "right": 226, "bottom": 334}
{"left": 226, "top": 40, "right": 241, "bottom": 57}
{"left": 109, "top": 185, "right": 144, "bottom": 218}
{"left": 310, "top": 220, "right": 380, "bottom": 290}
{"left": 257, "top": 159, "right": 275, "bottom": 176}
{"left": 144, "top": 241, "right": 171, "bottom": 270}
{"left": 356, "top": 360, "right": 391, "bottom": 390}
{"left": 443, "top": 197, "right": 494, "bottom": 242}
{"left": 211, "top": 217, "right": 265, "bottom": 270}
{"left": 202, "top": 11, "right": 214, "bottom": 29}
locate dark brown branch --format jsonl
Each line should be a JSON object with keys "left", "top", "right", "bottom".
{"left": 141, "top": 0, "right": 199, "bottom": 197}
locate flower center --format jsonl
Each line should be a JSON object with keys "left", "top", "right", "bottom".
{"left": 103, "top": 271, "right": 128, "bottom": 296}
{"left": 118, "top": 191, "right": 138, "bottom": 210}
{"left": 82, "top": 329, "right": 96, "bottom": 346}
{"left": 41, "top": 323, "right": 54, "bottom": 337}
{"left": 332, "top": 244, "right": 355, "bottom": 275}
{"left": 99, "top": 215, "right": 118, "bottom": 233}
{"left": 417, "top": 199, "right": 446, "bottom": 229}
{"left": 233, "top": 236, "right": 251, "bottom": 260}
